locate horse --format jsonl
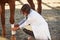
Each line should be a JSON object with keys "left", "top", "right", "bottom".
{"left": 0, "top": 0, "right": 15, "bottom": 37}
{"left": 27, "top": 0, "right": 42, "bottom": 14}
{"left": 17, "top": 0, "right": 42, "bottom": 14}
{"left": 0, "top": 0, "right": 42, "bottom": 38}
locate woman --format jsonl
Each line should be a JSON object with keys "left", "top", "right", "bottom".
{"left": 12, "top": 4, "right": 51, "bottom": 40}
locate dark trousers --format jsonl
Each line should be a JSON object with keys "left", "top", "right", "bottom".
{"left": 23, "top": 28, "right": 34, "bottom": 37}
{"left": 23, "top": 28, "right": 50, "bottom": 40}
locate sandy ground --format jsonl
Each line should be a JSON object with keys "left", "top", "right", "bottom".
{"left": 0, "top": 0, "right": 60, "bottom": 40}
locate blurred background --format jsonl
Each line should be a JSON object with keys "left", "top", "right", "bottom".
{"left": 0, "top": 0, "right": 60, "bottom": 40}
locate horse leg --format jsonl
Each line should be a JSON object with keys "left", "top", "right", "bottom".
{"left": 17, "top": 0, "right": 24, "bottom": 5}
{"left": 9, "top": 1, "right": 16, "bottom": 40}
{"left": 8, "top": 0, "right": 16, "bottom": 35}
{"left": 0, "top": 5, "right": 2, "bottom": 15}
{"left": 37, "top": 0, "right": 42, "bottom": 14}
{"left": 1, "top": 4, "right": 6, "bottom": 37}
{"left": 27, "top": 0, "right": 35, "bottom": 10}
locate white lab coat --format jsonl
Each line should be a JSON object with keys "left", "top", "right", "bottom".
{"left": 19, "top": 9, "right": 51, "bottom": 40}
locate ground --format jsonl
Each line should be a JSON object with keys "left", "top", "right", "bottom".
{"left": 0, "top": 0, "right": 60, "bottom": 40}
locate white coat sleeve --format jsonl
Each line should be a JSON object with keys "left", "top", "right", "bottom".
{"left": 19, "top": 17, "right": 31, "bottom": 29}
{"left": 18, "top": 18, "right": 26, "bottom": 25}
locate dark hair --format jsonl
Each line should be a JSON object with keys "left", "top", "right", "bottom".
{"left": 21, "top": 4, "right": 31, "bottom": 14}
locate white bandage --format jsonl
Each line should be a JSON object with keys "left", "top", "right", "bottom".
{"left": 11, "top": 24, "right": 16, "bottom": 35}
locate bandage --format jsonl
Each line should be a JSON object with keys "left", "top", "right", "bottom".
{"left": 11, "top": 24, "right": 16, "bottom": 35}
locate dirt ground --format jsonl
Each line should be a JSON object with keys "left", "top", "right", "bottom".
{"left": 0, "top": 0, "right": 60, "bottom": 40}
